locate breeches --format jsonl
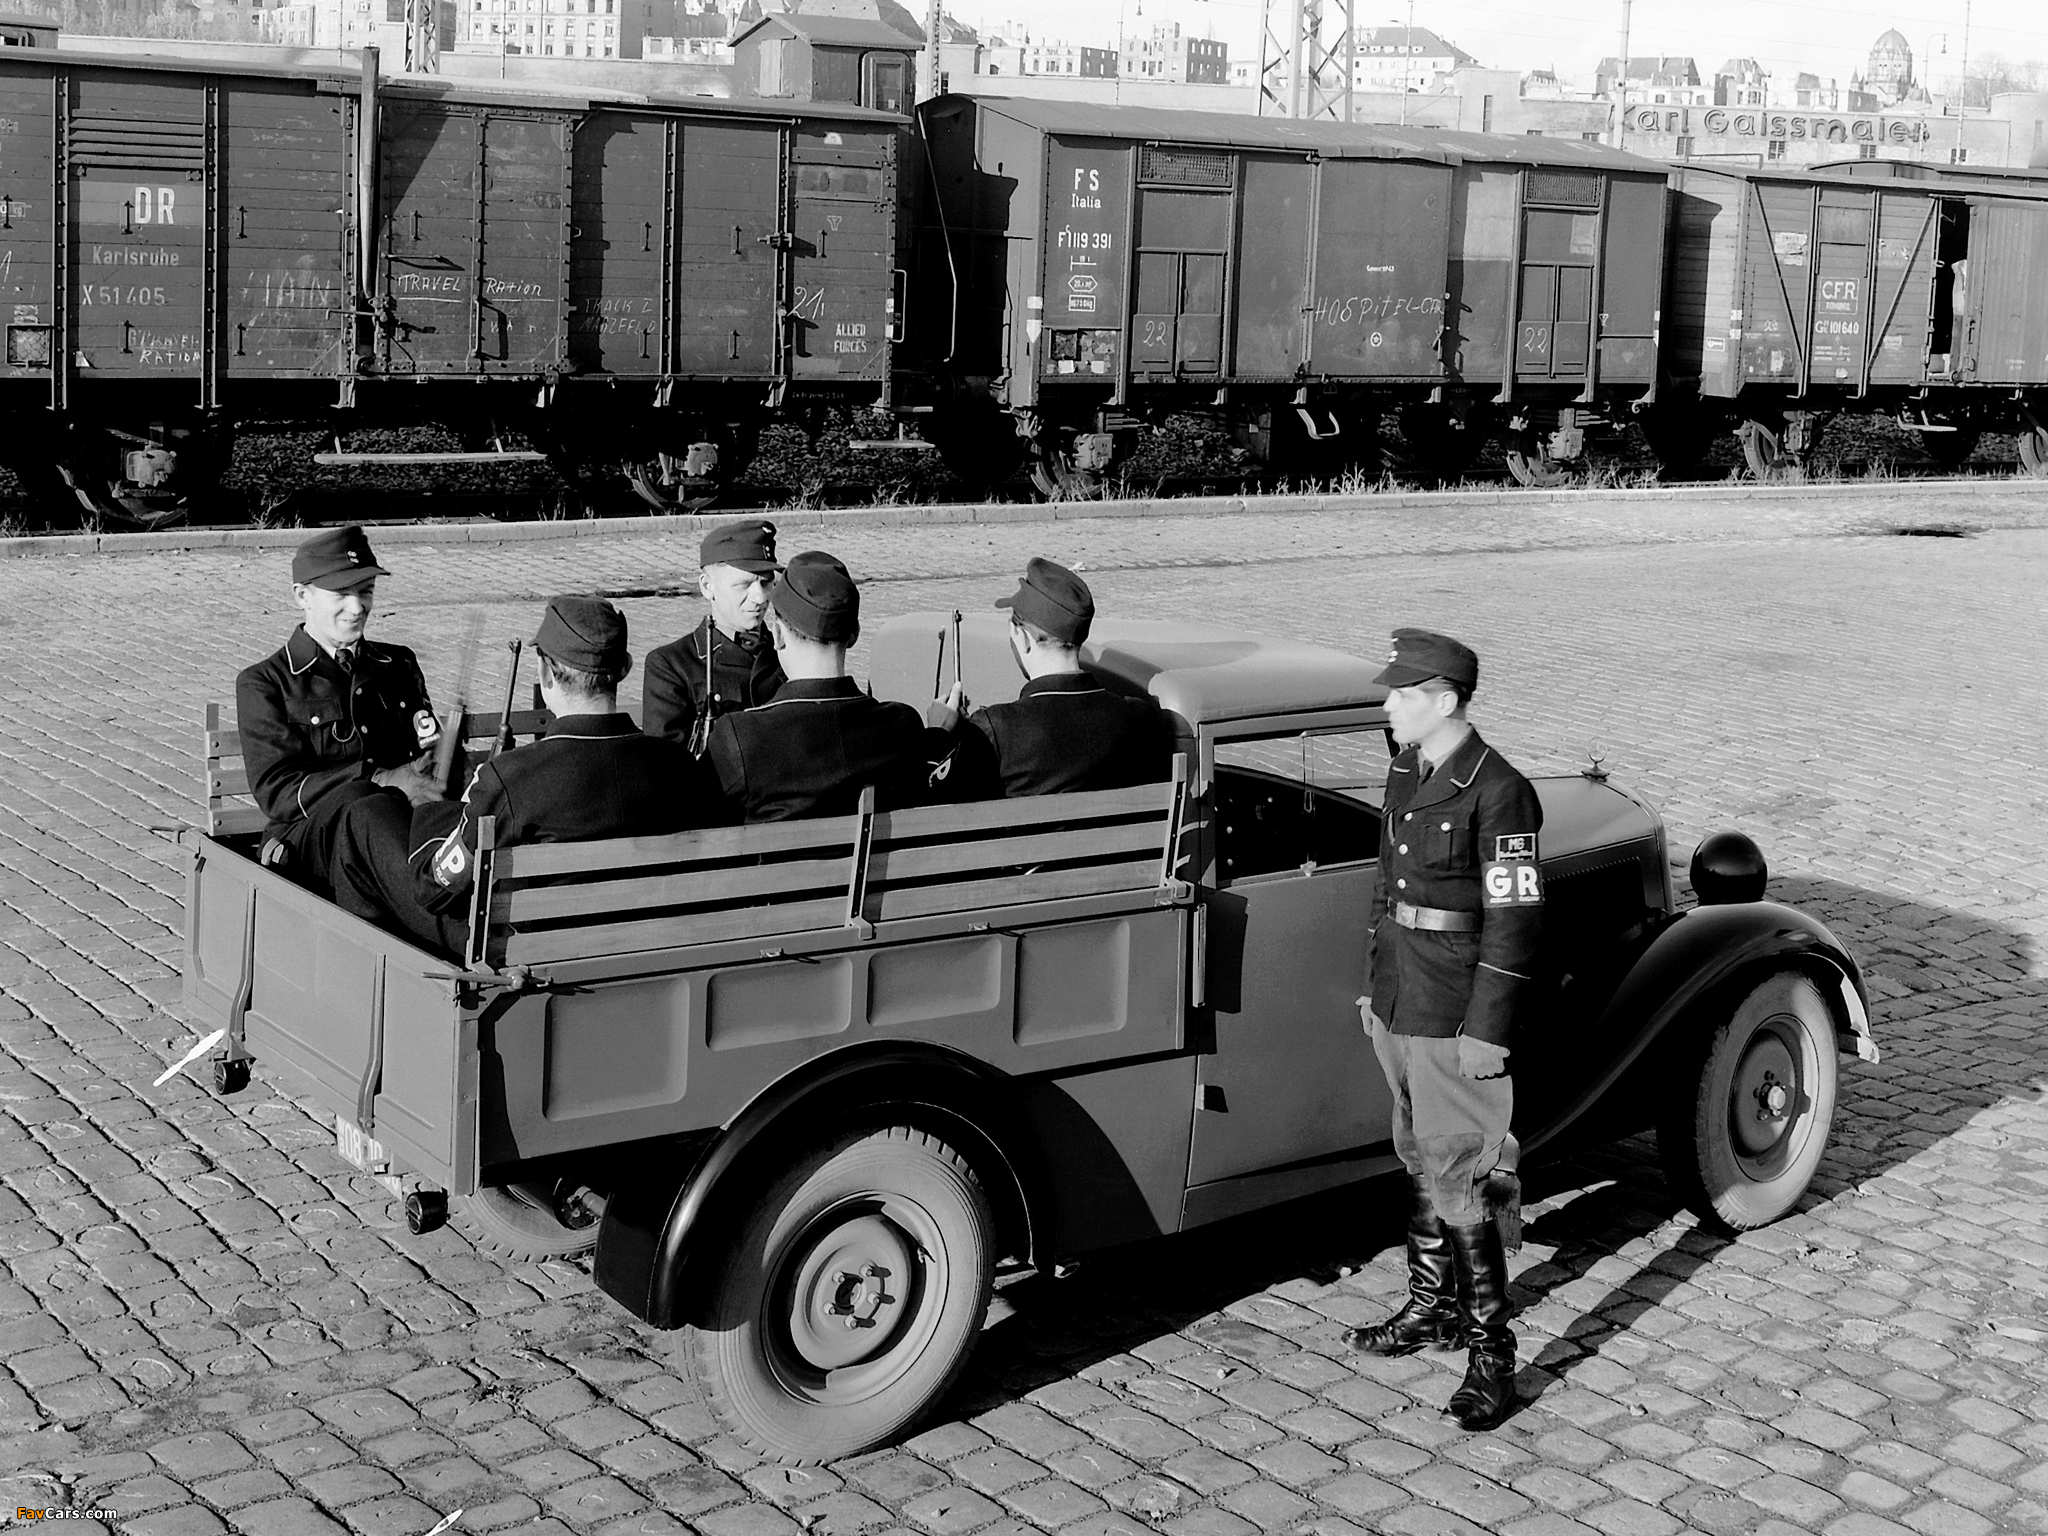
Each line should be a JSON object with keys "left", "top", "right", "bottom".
{"left": 1371, "top": 1014, "right": 1517, "bottom": 1225}
{"left": 329, "top": 792, "right": 467, "bottom": 958}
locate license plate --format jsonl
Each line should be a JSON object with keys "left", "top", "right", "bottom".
{"left": 336, "top": 1114, "right": 389, "bottom": 1174}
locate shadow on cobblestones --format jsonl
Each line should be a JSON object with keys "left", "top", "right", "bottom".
{"left": 940, "top": 869, "right": 2044, "bottom": 1440}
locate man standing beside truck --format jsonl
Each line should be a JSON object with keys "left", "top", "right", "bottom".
{"left": 331, "top": 596, "right": 718, "bottom": 952}
{"left": 925, "top": 557, "right": 1171, "bottom": 797}
{"left": 642, "top": 520, "right": 787, "bottom": 755}
{"left": 235, "top": 526, "right": 447, "bottom": 897}
{"left": 1348, "top": 628, "right": 1542, "bottom": 1434}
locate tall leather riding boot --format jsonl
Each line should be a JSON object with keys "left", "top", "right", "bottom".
{"left": 1344, "top": 1174, "right": 1461, "bottom": 1356}
{"left": 1445, "top": 1219, "right": 1518, "bottom": 1429}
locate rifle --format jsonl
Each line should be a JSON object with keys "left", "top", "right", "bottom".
{"left": 491, "top": 639, "right": 523, "bottom": 759}
{"left": 429, "top": 610, "right": 485, "bottom": 794}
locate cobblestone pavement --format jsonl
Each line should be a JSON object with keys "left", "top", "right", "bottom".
{"left": 2, "top": 486, "right": 2047, "bottom": 1536}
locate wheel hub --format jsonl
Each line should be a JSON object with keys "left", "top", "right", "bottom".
{"left": 1732, "top": 1029, "right": 1799, "bottom": 1157}
{"left": 786, "top": 1213, "right": 918, "bottom": 1372}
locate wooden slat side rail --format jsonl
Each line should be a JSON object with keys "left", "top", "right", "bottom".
{"left": 866, "top": 818, "right": 1163, "bottom": 885}
{"left": 871, "top": 779, "right": 1173, "bottom": 843}
{"left": 208, "top": 806, "right": 270, "bottom": 837}
{"left": 872, "top": 859, "right": 1164, "bottom": 923}
{"left": 497, "top": 895, "right": 851, "bottom": 968}
{"left": 495, "top": 814, "right": 861, "bottom": 881}
{"left": 492, "top": 851, "right": 856, "bottom": 925}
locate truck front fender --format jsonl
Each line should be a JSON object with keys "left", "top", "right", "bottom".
{"left": 1524, "top": 900, "right": 1872, "bottom": 1160}
{"left": 593, "top": 1042, "right": 1041, "bottom": 1329}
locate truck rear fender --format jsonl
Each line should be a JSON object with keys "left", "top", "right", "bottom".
{"left": 1524, "top": 900, "right": 1873, "bottom": 1159}
{"left": 593, "top": 1042, "right": 1042, "bottom": 1329}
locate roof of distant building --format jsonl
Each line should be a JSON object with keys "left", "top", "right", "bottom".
{"left": 732, "top": 10, "right": 920, "bottom": 48}
{"left": 1356, "top": 25, "right": 1474, "bottom": 65}
{"left": 1596, "top": 54, "right": 1700, "bottom": 86}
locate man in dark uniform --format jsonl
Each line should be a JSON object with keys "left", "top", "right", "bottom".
{"left": 235, "top": 526, "right": 445, "bottom": 897}
{"left": 642, "top": 520, "right": 786, "bottom": 755}
{"left": 332, "top": 596, "right": 719, "bottom": 952}
{"left": 1346, "top": 628, "right": 1543, "bottom": 1433}
{"left": 926, "top": 557, "right": 1171, "bottom": 797}
{"left": 706, "top": 553, "right": 941, "bottom": 821}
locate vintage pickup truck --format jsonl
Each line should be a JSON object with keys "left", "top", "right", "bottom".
{"left": 184, "top": 613, "right": 1876, "bottom": 1462}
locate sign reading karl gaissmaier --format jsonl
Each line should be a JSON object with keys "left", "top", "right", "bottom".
{"left": 1627, "top": 106, "right": 1935, "bottom": 146}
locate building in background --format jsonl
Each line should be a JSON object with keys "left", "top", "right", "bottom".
{"left": 1862, "top": 28, "right": 1914, "bottom": 101}
{"left": 1715, "top": 58, "right": 1767, "bottom": 107}
{"left": 452, "top": 0, "right": 632, "bottom": 57}
{"left": 1351, "top": 24, "right": 1472, "bottom": 93}
{"left": 642, "top": 5, "right": 730, "bottom": 63}
{"left": 976, "top": 19, "right": 1113, "bottom": 79}
{"left": 1119, "top": 20, "right": 1224, "bottom": 83}
{"left": 1596, "top": 55, "right": 1707, "bottom": 106}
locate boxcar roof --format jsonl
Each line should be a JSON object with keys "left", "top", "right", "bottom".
{"left": 939, "top": 95, "right": 1666, "bottom": 173}
{"left": 1082, "top": 621, "right": 1386, "bottom": 725}
{"left": 1673, "top": 160, "right": 2048, "bottom": 202}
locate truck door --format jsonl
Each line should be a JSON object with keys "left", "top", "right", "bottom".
{"left": 1186, "top": 722, "right": 1394, "bottom": 1190}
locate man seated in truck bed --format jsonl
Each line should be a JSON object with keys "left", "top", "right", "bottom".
{"left": 706, "top": 554, "right": 952, "bottom": 821}
{"left": 236, "top": 527, "right": 449, "bottom": 896}
{"left": 331, "top": 596, "right": 722, "bottom": 952}
{"left": 926, "top": 558, "right": 1171, "bottom": 797}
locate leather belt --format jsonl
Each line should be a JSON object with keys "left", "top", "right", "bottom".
{"left": 1394, "top": 900, "right": 1481, "bottom": 933}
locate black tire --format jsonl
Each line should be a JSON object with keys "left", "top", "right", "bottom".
{"left": 452, "top": 1184, "right": 602, "bottom": 1262}
{"left": 685, "top": 1125, "right": 994, "bottom": 1463}
{"left": 1659, "top": 970, "right": 1839, "bottom": 1231}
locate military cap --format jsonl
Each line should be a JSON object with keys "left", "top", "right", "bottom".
{"left": 771, "top": 553, "right": 860, "bottom": 643}
{"left": 699, "top": 519, "right": 780, "bottom": 574}
{"left": 1373, "top": 627, "right": 1479, "bottom": 690}
{"left": 996, "top": 557, "right": 1094, "bottom": 645}
{"left": 292, "top": 525, "right": 389, "bottom": 591}
{"left": 535, "top": 595, "right": 630, "bottom": 675}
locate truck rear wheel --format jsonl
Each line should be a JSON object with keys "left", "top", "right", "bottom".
{"left": 1658, "top": 970, "right": 1838, "bottom": 1231}
{"left": 687, "top": 1125, "right": 994, "bottom": 1463}
{"left": 452, "top": 1183, "right": 602, "bottom": 1262}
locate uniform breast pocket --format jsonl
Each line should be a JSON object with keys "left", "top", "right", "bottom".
{"left": 1423, "top": 815, "right": 1471, "bottom": 870}
{"left": 285, "top": 698, "right": 353, "bottom": 752}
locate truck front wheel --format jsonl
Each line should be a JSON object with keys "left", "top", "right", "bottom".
{"left": 687, "top": 1124, "right": 995, "bottom": 1463}
{"left": 1658, "top": 970, "right": 1839, "bottom": 1231}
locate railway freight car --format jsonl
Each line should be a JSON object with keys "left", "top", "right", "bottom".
{"left": 1660, "top": 164, "right": 2048, "bottom": 478}
{"left": 906, "top": 95, "right": 1672, "bottom": 493}
{"left": 0, "top": 47, "right": 907, "bottom": 520}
